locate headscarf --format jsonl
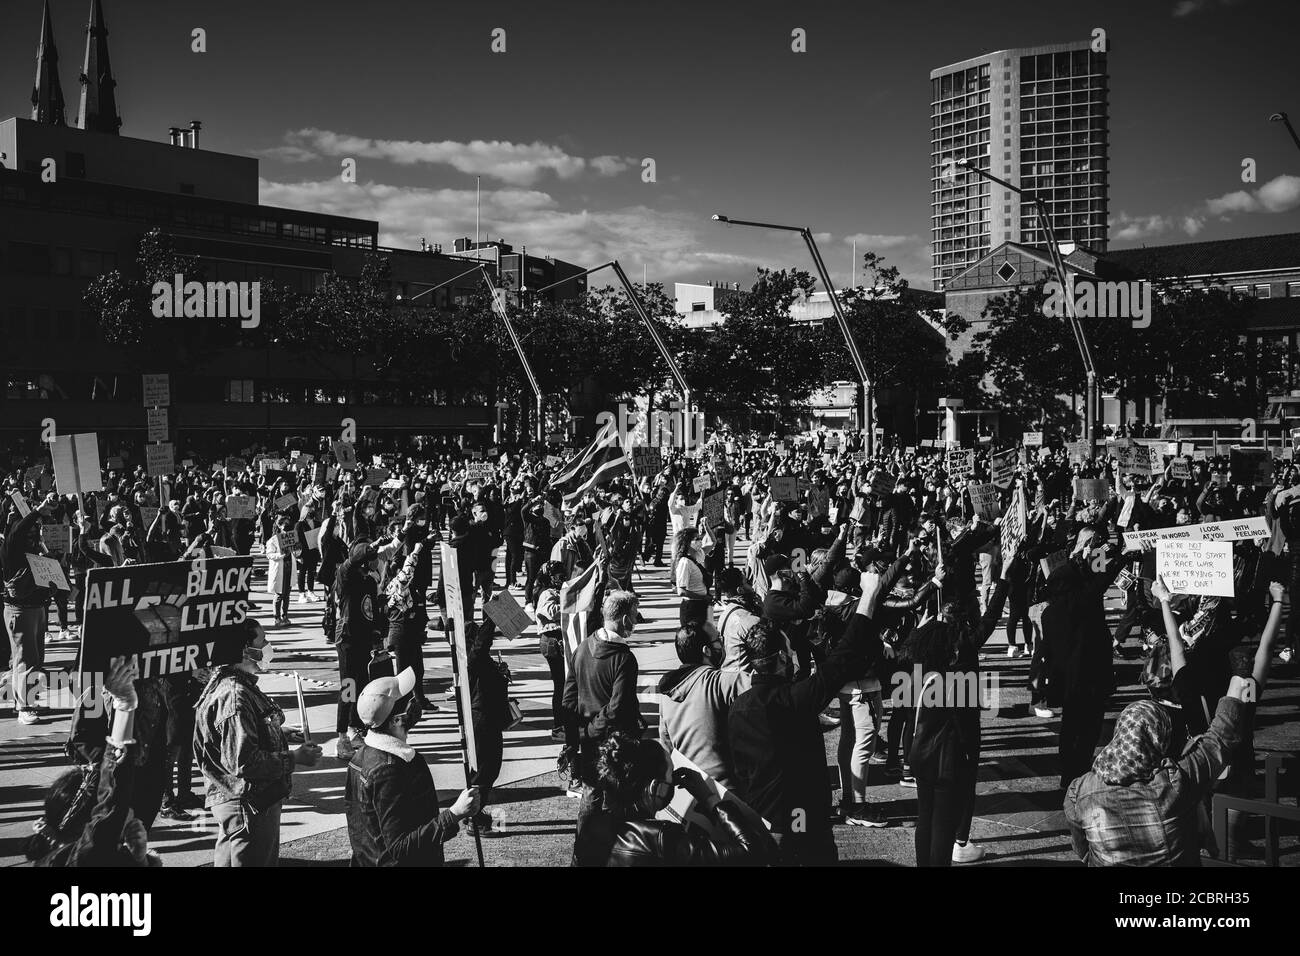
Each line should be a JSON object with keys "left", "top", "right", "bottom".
{"left": 1091, "top": 699, "right": 1172, "bottom": 786}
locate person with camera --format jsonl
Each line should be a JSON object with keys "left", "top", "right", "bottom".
{"left": 345, "top": 667, "right": 481, "bottom": 866}
{"left": 193, "top": 621, "right": 322, "bottom": 866}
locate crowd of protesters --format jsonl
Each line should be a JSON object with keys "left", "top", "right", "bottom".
{"left": 1, "top": 422, "right": 1295, "bottom": 867}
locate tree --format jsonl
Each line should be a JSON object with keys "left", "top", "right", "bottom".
{"left": 84, "top": 229, "right": 201, "bottom": 347}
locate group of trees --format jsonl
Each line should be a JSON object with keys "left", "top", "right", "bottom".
{"left": 970, "top": 277, "right": 1282, "bottom": 434}
{"left": 84, "top": 230, "right": 971, "bottom": 436}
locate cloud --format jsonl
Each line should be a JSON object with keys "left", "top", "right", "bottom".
{"left": 1205, "top": 174, "right": 1300, "bottom": 216}
{"left": 263, "top": 128, "right": 636, "bottom": 186}
{"left": 1172, "top": 0, "right": 1243, "bottom": 16}
{"left": 1111, "top": 213, "right": 1172, "bottom": 242}
{"left": 844, "top": 233, "right": 915, "bottom": 250}
{"left": 1182, "top": 216, "right": 1204, "bottom": 236}
{"left": 258, "top": 176, "right": 778, "bottom": 284}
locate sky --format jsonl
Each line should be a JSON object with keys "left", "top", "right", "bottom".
{"left": 3, "top": 0, "right": 1299, "bottom": 292}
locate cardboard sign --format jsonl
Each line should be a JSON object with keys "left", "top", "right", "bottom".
{"left": 27, "top": 553, "right": 70, "bottom": 591}
{"left": 142, "top": 373, "right": 171, "bottom": 408}
{"left": 967, "top": 482, "right": 1001, "bottom": 521}
{"left": 700, "top": 490, "right": 727, "bottom": 530}
{"left": 1023, "top": 432, "right": 1043, "bottom": 447}
{"left": 305, "top": 527, "right": 322, "bottom": 551}
{"left": 544, "top": 455, "right": 561, "bottom": 468}
{"left": 42, "top": 523, "right": 73, "bottom": 558}
{"left": 946, "top": 448, "right": 975, "bottom": 480}
{"left": 146, "top": 407, "right": 169, "bottom": 443}
{"left": 1123, "top": 516, "right": 1272, "bottom": 551}
{"left": 692, "top": 475, "right": 711, "bottom": 493}
{"left": 869, "top": 470, "right": 895, "bottom": 497}
{"left": 225, "top": 494, "right": 257, "bottom": 521}
{"left": 226, "top": 456, "right": 247, "bottom": 473}
{"left": 1169, "top": 457, "right": 1192, "bottom": 480}
{"left": 990, "top": 449, "right": 1016, "bottom": 489}
{"left": 51, "top": 433, "right": 103, "bottom": 496}
{"left": 273, "top": 493, "right": 298, "bottom": 512}
{"left": 9, "top": 491, "right": 31, "bottom": 517}
{"left": 630, "top": 446, "right": 663, "bottom": 482}
{"left": 1066, "top": 441, "right": 1089, "bottom": 465}
{"left": 146, "top": 442, "right": 175, "bottom": 478}
{"left": 1073, "top": 478, "right": 1111, "bottom": 502}
{"left": 464, "top": 462, "right": 495, "bottom": 483}
{"left": 806, "top": 487, "right": 829, "bottom": 519}
{"left": 1192, "top": 449, "right": 1207, "bottom": 462}
{"left": 364, "top": 467, "right": 392, "bottom": 486}
{"left": 332, "top": 441, "right": 357, "bottom": 471}
{"left": 1157, "top": 539, "right": 1234, "bottom": 597}
{"left": 1001, "top": 484, "right": 1028, "bottom": 559}
{"left": 484, "top": 589, "right": 534, "bottom": 640}
{"left": 78, "top": 558, "right": 254, "bottom": 710}
{"left": 769, "top": 476, "right": 799, "bottom": 502}
{"left": 1230, "top": 448, "right": 1272, "bottom": 487}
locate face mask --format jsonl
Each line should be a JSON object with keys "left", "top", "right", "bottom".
{"left": 246, "top": 640, "right": 275, "bottom": 672}
{"left": 397, "top": 696, "right": 423, "bottom": 737}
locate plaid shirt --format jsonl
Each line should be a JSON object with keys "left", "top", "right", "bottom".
{"left": 1064, "top": 697, "right": 1244, "bottom": 866}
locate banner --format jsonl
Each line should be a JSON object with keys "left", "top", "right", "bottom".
{"left": 990, "top": 449, "right": 1016, "bottom": 489}
{"left": 78, "top": 557, "right": 253, "bottom": 704}
{"left": 226, "top": 456, "right": 248, "bottom": 474}
{"left": 1123, "top": 516, "right": 1271, "bottom": 551}
{"left": 439, "top": 543, "right": 478, "bottom": 771}
{"left": 1157, "top": 539, "right": 1234, "bottom": 597}
{"left": 51, "top": 433, "right": 103, "bottom": 496}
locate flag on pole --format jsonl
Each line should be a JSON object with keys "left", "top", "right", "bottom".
{"left": 549, "top": 420, "right": 631, "bottom": 506}
{"left": 559, "top": 560, "right": 603, "bottom": 678}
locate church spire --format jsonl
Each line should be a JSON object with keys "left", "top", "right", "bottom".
{"left": 76, "top": 0, "right": 121, "bottom": 135}
{"left": 31, "top": 0, "right": 68, "bottom": 126}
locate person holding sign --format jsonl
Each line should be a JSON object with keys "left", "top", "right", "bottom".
{"left": 265, "top": 515, "right": 296, "bottom": 627}
{"left": 3, "top": 503, "right": 54, "bottom": 725}
{"left": 345, "top": 668, "right": 481, "bottom": 866}
{"left": 193, "top": 621, "right": 323, "bottom": 866}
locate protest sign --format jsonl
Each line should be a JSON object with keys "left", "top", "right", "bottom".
{"left": 1123, "top": 516, "right": 1271, "bottom": 551}
{"left": 139, "top": 506, "right": 159, "bottom": 531}
{"left": 9, "top": 491, "right": 31, "bottom": 517}
{"left": 1001, "top": 484, "right": 1028, "bottom": 559}
{"left": 806, "top": 487, "right": 829, "bottom": 519}
{"left": 946, "top": 448, "right": 974, "bottom": 480}
{"left": 464, "top": 462, "right": 494, "bottom": 483}
{"left": 42, "top": 522, "right": 73, "bottom": 557}
{"left": 23, "top": 465, "right": 44, "bottom": 487}
{"left": 439, "top": 543, "right": 478, "bottom": 771}
{"left": 364, "top": 467, "right": 391, "bottom": 486}
{"left": 484, "top": 590, "right": 534, "bottom": 640}
{"left": 1022, "top": 432, "right": 1043, "bottom": 447}
{"left": 142, "top": 373, "right": 170, "bottom": 407}
{"left": 692, "top": 475, "right": 711, "bottom": 493}
{"left": 146, "top": 442, "right": 175, "bottom": 478}
{"left": 78, "top": 558, "right": 254, "bottom": 710}
{"left": 332, "top": 441, "right": 357, "bottom": 471}
{"left": 225, "top": 494, "right": 257, "bottom": 521}
{"left": 226, "top": 456, "right": 247, "bottom": 473}
{"left": 630, "top": 446, "right": 663, "bottom": 482}
{"left": 146, "top": 407, "right": 169, "bottom": 443}
{"left": 769, "top": 477, "right": 798, "bottom": 502}
{"left": 1066, "top": 441, "right": 1089, "bottom": 465}
{"left": 1169, "top": 457, "right": 1192, "bottom": 480}
{"left": 869, "top": 470, "right": 895, "bottom": 497}
{"left": 1192, "top": 449, "right": 1207, "bottom": 462}
{"left": 381, "top": 478, "right": 404, "bottom": 490}
{"left": 27, "top": 553, "right": 70, "bottom": 591}
{"left": 1157, "top": 539, "right": 1233, "bottom": 597}
{"left": 273, "top": 493, "right": 298, "bottom": 512}
{"left": 967, "top": 482, "right": 1001, "bottom": 521}
{"left": 990, "top": 449, "right": 1016, "bottom": 489}
{"left": 700, "top": 490, "right": 727, "bottom": 530}
{"left": 51, "top": 433, "right": 103, "bottom": 496}
{"left": 1230, "top": 447, "right": 1272, "bottom": 487}
{"left": 304, "top": 527, "right": 322, "bottom": 551}
{"left": 1073, "top": 477, "right": 1111, "bottom": 502}
{"left": 544, "top": 455, "right": 561, "bottom": 468}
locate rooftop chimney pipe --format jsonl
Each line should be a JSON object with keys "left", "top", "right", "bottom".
{"left": 189, "top": 120, "right": 202, "bottom": 149}
{"left": 168, "top": 127, "right": 181, "bottom": 146}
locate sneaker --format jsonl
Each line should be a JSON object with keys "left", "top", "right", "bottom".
{"left": 443, "top": 689, "right": 458, "bottom": 700}
{"left": 899, "top": 773, "right": 917, "bottom": 789}
{"left": 550, "top": 727, "right": 566, "bottom": 741}
{"left": 415, "top": 697, "right": 439, "bottom": 713}
{"left": 1006, "top": 645, "right": 1022, "bottom": 659}
{"left": 17, "top": 710, "right": 39, "bottom": 725}
{"left": 844, "top": 803, "right": 889, "bottom": 827}
{"left": 952, "top": 840, "right": 986, "bottom": 864}
{"left": 1278, "top": 648, "right": 1294, "bottom": 664}
{"left": 1033, "top": 704, "right": 1054, "bottom": 719}
{"left": 868, "top": 752, "right": 889, "bottom": 765}
{"left": 158, "top": 802, "right": 194, "bottom": 822}
{"left": 335, "top": 734, "right": 356, "bottom": 760}
{"left": 818, "top": 713, "right": 839, "bottom": 729}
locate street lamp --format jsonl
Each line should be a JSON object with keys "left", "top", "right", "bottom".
{"left": 533, "top": 260, "right": 692, "bottom": 422}
{"left": 710, "top": 214, "right": 875, "bottom": 456}
{"left": 400, "top": 263, "right": 545, "bottom": 443}
{"left": 951, "top": 158, "right": 1099, "bottom": 452}
{"left": 1269, "top": 112, "right": 1300, "bottom": 153}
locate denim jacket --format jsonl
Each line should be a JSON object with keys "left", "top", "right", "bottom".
{"left": 193, "top": 666, "right": 294, "bottom": 809}
{"left": 345, "top": 733, "right": 459, "bottom": 866}
{"left": 1064, "top": 697, "right": 1244, "bottom": 866}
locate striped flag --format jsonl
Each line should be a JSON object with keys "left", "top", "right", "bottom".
{"left": 559, "top": 560, "right": 603, "bottom": 678}
{"left": 549, "top": 420, "right": 631, "bottom": 506}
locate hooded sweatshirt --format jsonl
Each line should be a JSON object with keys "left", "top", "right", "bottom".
{"left": 658, "top": 664, "right": 752, "bottom": 789}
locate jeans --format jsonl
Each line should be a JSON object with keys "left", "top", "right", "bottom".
{"left": 336, "top": 643, "right": 370, "bottom": 736}
{"left": 915, "top": 759, "right": 978, "bottom": 867}
{"left": 212, "top": 799, "right": 282, "bottom": 867}
{"left": 274, "top": 590, "right": 289, "bottom": 621}
{"left": 523, "top": 548, "right": 544, "bottom": 606}
{"left": 297, "top": 551, "right": 318, "bottom": 594}
{"left": 504, "top": 536, "right": 523, "bottom": 586}
{"left": 837, "top": 683, "right": 883, "bottom": 804}
{"left": 5, "top": 604, "right": 47, "bottom": 712}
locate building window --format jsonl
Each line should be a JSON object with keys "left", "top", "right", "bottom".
{"left": 691, "top": 301, "right": 706, "bottom": 312}
{"left": 1288, "top": 281, "right": 1300, "bottom": 298}
{"left": 1255, "top": 284, "right": 1272, "bottom": 299}
{"left": 227, "top": 379, "right": 255, "bottom": 403}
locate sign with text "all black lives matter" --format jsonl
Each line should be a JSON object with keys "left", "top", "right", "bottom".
{"left": 78, "top": 557, "right": 254, "bottom": 697}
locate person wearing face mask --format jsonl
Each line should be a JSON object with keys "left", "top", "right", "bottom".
{"left": 572, "top": 736, "right": 773, "bottom": 866}
{"left": 193, "top": 621, "right": 322, "bottom": 867}
{"left": 674, "top": 528, "right": 712, "bottom": 626}
{"left": 657, "top": 621, "right": 749, "bottom": 790}
{"left": 345, "top": 667, "right": 481, "bottom": 866}
{"left": 4, "top": 499, "right": 55, "bottom": 725}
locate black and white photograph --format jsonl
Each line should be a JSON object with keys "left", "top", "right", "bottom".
{"left": 1, "top": 0, "right": 1297, "bottom": 935}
